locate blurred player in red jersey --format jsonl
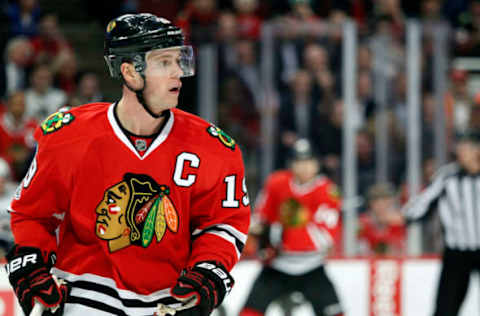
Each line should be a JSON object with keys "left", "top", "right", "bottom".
{"left": 240, "top": 139, "right": 343, "bottom": 316}
{"left": 5, "top": 13, "right": 250, "bottom": 316}
{"left": 358, "top": 183, "right": 406, "bottom": 256}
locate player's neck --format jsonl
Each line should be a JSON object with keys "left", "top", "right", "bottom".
{"left": 116, "top": 94, "right": 166, "bottom": 136}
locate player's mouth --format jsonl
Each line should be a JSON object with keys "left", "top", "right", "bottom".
{"left": 169, "top": 85, "right": 181, "bottom": 94}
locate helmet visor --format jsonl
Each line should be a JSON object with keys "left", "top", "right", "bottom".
{"left": 145, "top": 45, "right": 195, "bottom": 78}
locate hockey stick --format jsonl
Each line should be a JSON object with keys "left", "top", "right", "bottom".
{"left": 29, "top": 301, "right": 45, "bottom": 316}
{"left": 155, "top": 303, "right": 178, "bottom": 316}
{"left": 29, "top": 275, "right": 66, "bottom": 316}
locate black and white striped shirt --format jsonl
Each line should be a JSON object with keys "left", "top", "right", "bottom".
{"left": 404, "top": 163, "right": 480, "bottom": 251}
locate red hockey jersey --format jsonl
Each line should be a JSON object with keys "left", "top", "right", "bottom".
{"left": 10, "top": 102, "right": 250, "bottom": 315}
{"left": 255, "top": 170, "right": 341, "bottom": 275}
{"left": 358, "top": 213, "right": 406, "bottom": 255}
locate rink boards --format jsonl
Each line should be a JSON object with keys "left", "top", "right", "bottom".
{"left": 0, "top": 257, "right": 478, "bottom": 316}
{"left": 223, "top": 257, "right": 480, "bottom": 316}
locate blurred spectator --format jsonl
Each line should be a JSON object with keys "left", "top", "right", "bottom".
{"left": 137, "top": 0, "right": 183, "bottom": 22}
{"left": 281, "top": 0, "right": 325, "bottom": 39}
{"left": 25, "top": 64, "right": 67, "bottom": 120}
{"left": 455, "top": 1, "right": 480, "bottom": 56}
{"left": 5, "top": 0, "right": 41, "bottom": 38}
{"left": 277, "top": 69, "right": 318, "bottom": 168}
{"left": 358, "top": 182, "right": 406, "bottom": 255}
{"left": 234, "top": 0, "right": 262, "bottom": 40}
{"left": 392, "top": 70, "right": 407, "bottom": 133}
{"left": 0, "top": 157, "right": 16, "bottom": 256}
{"left": 364, "top": 105, "right": 406, "bottom": 186}
{"left": 52, "top": 51, "right": 78, "bottom": 95}
{"left": 368, "top": 15, "right": 404, "bottom": 80}
{"left": 326, "top": 10, "right": 347, "bottom": 71}
{"left": 273, "top": 7, "right": 328, "bottom": 89}
{"left": 0, "top": 36, "right": 33, "bottom": 99}
{"left": 84, "top": 0, "right": 137, "bottom": 27}
{"left": 30, "top": 13, "right": 73, "bottom": 66}
{"left": 315, "top": 69, "right": 336, "bottom": 115}
{"left": 446, "top": 69, "right": 473, "bottom": 134}
{"left": 421, "top": 93, "right": 439, "bottom": 158}
{"left": 68, "top": 71, "right": 103, "bottom": 106}
{"left": 357, "top": 129, "right": 376, "bottom": 199}
{"left": 444, "top": 0, "right": 471, "bottom": 27}
{"left": 231, "top": 39, "right": 261, "bottom": 110}
{"left": 376, "top": 0, "right": 404, "bottom": 35}
{"left": 218, "top": 76, "right": 260, "bottom": 155}
{"left": 0, "top": 91, "right": 37, "bottom": 181}
{"left": 303, "top": 42, "right": 330, "bottom": 75}
{"left": 217, "top": 11, "right": 238, "bottom": 43}
{"left": 315, "top": 99, "right": 343, "bottom": 183}
{"left": 355, "top": 70, "right": 376, "bottom": 126}
{"left": 469, "top": 92, "right": 480, "bottom": 131}
{"left": 217, "top": 11, "right": 238, "bottom": 74}
{"left": 273, "top": 1, "right": 327, "bottom": 88}
{"left": 347, "top": 0, "right": 374, "bottom": 30}
{"left": 357, "top": 44, "right": 372, "bottom": 73}
{"left": 177, "top": 0, "right": 219, "bottom": 45}
{"left": 302, "top": 43, "right": 337, "bottom": 110}
{"left": 421, "top": 0, "right": 444, "bottom": 22}
{"left": 423, "top": 90, "right": 457, "bottom": 158}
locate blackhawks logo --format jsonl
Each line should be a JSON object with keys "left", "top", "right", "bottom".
{"left": 207, "top": 125, "right": 235, "bottom": 150}
{"left": 279, "top": 198, "right": 309, "bottom": 228}
{"left": 106, "top": 20, "right": 116, "bottom": 33}
{"left": 95, "top": 173, "right": 179, "bottom": 252}
{"left": 41, "top": 110, "right": 74, "bottom": 134}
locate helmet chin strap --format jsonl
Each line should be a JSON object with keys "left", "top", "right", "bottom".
{"left": 123, "top": 75, "right": 168, "bottom": 119}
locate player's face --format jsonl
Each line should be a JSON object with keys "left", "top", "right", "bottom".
{"left": 143, "top": 48, "right": 183, "bottom": 113}
{"left": 95, "top": 182, "right": 131, "bottom": 240}
{"left": 291, "top": 158, "right": 319, "bottom": 184}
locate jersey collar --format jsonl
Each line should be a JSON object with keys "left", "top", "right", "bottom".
{"left": 289, "top": 175, "right": 326, "bottom": 195}
{"left": 107, "top": 102, "right": 174, "bottom": 160}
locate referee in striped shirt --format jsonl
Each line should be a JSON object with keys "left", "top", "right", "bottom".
{"left": 403, "top": 129, "right": 480, "bottom": 316}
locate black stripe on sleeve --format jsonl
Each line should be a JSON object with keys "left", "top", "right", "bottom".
{"left": 445, "top": 179, "right": 462, "bottom": 248}
{"left": 192, "top": 226, "right": 245, "bottom": 254}
{"left": 457, "top": 177, "right": 471, "bottom": 247}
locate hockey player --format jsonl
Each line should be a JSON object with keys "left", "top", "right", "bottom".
{"left": 5, "top": 13, "right": 250, "bottom": 316}
{"left": 240, "top": 139, "right": 343, "bottom": 316}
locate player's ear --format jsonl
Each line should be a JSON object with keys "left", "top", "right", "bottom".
{"left": 121, "top": 62, "right": 142, "bottom": 88}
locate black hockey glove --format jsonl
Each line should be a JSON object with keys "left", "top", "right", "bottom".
{"left": 256, "top": 224, "right": 281, "bottom": 265}
{"left": 5, "top": 245, "right": 69, "bottom": 316}
{"left": 171, "top": 261, "right": 234, "bottom": 316}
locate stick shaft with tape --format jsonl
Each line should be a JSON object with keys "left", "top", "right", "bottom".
{"left": 29, "top": 302, "right": 45, "bottom": 316}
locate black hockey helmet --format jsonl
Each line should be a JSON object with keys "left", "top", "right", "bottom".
{"left": 104, "top": 13, "right": 194, "bottom": 79}
{"left": 290, "top": 138, "right": 316, "bottom": 161}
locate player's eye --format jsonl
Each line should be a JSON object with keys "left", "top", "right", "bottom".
{"left": 107, "top": 198, "right": 115, "bottom": 204}
{"left": 160, "top": 60, "right": 171, "bottom": 67}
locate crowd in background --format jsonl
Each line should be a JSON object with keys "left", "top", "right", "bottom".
{"left": 0, "top": 0, "right": 480, "bottom": 258}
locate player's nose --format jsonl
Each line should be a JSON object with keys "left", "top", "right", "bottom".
{"left": 95, "top": 207, "right": 107, "bottom": 215}
{"left": 170, "top": 61, "right": 183, "bottom": 78}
